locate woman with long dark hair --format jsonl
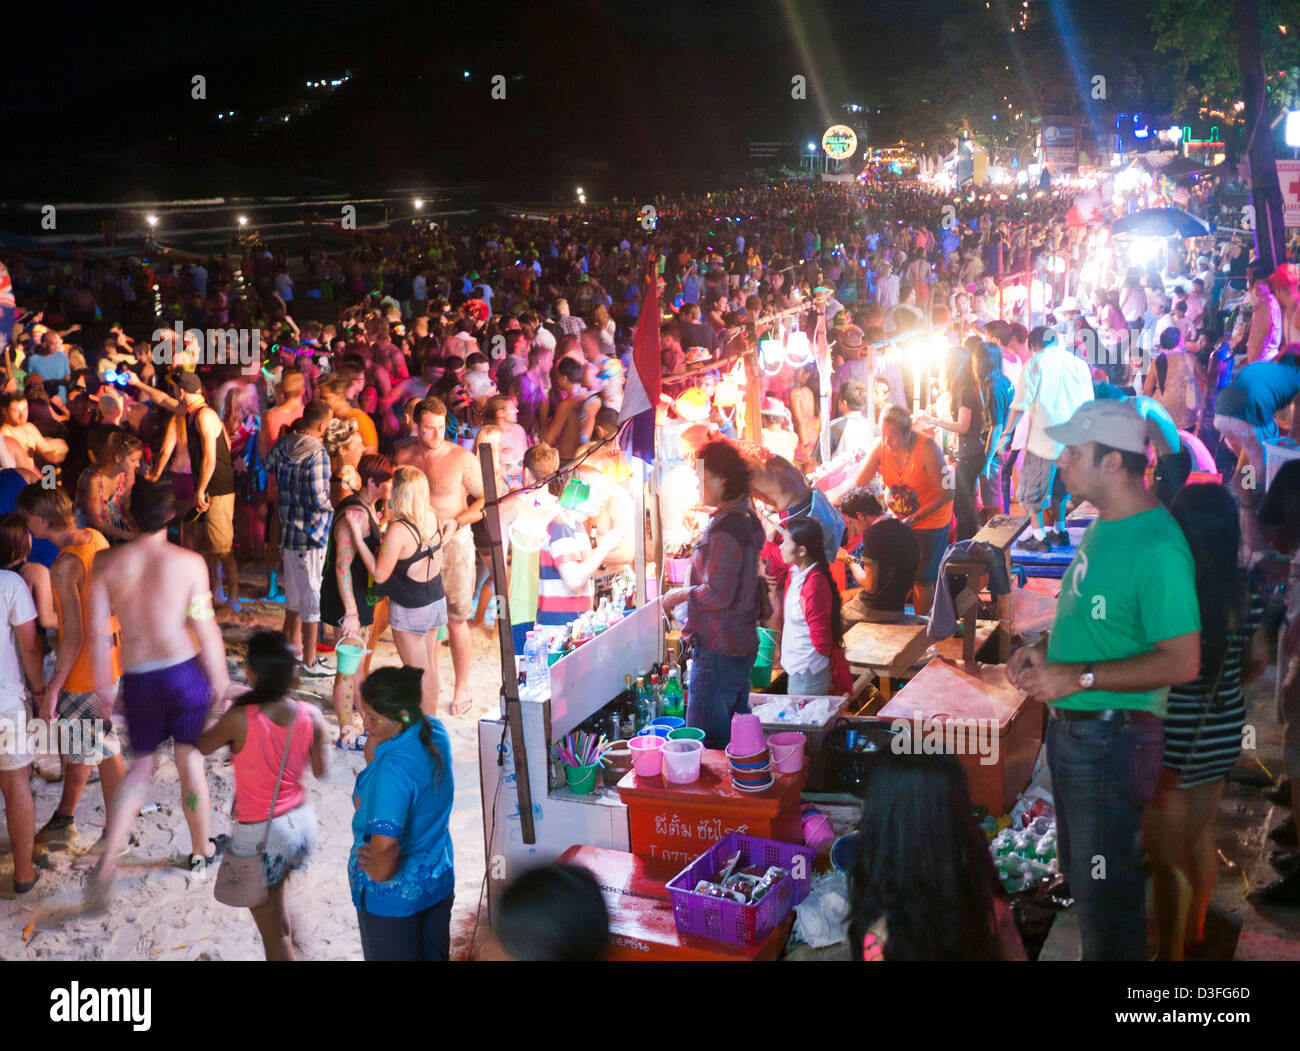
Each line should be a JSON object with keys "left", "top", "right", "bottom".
{"left": 845, "top": 751, "right": 1025, "bottom": 961}
{"left": 198, "top": 631, "right": 329, "bottom": 960}
{"left": 775, "top": 515, "right": 851, "bottom": 696}
{"left": 1144, "top": 484, "right": 1267, "bottom": 954}
{"left": 349, "top": 665, "right": 455, "bottom": 961}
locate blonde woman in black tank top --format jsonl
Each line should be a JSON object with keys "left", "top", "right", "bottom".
{"left": 346, "top": 466, "right": 446, "bottom": 717}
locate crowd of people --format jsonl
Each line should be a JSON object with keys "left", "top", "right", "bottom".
{"left": 2, "top": 172, "right": 1300, "bottom": 961}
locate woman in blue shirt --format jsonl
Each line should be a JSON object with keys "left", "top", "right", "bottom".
{"left": 350, "top": 666, "right": 455, "bottom": 961}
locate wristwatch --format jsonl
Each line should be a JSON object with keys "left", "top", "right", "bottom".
{"left": 1078, "top": 663, "right": 1096, "bottom": 690}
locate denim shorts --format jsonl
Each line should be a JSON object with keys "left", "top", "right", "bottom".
{"left": 912, "top": 525, "right": 950, "bottom": 584}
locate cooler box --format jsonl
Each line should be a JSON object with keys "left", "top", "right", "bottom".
{"left": 877, "top": 658, "right": 1043, "bottom": 817}
{"left": 748, "top": 693, "right": 851, "bottom": 793}
{"left": 616, "top": 750, "right": 808, "bottom": 867}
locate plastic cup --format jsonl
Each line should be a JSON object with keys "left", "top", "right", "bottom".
{"left": 661, "top": 739, "right": 704, "bottom": 784}
{"left": 564, "top": 763, "right": 599, "bottom": 795}
{"left": 668, "top": 727, "right": 706, "bottom": 742}
{"left": 750, "top": 661, "right": 773, "bottom": 690}
{"left": 637, "top": 725, "right": 672, "bottom": 738}
{"left": 629, "top": 735, "right": 665, "bottom": 777}
{"left": 650, "top": 716, "right": 685, "bottom": 730}
{"left": 729, "top": 713, "right": 765, "bottom": 756}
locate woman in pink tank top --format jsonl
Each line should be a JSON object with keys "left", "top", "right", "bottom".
{"left": 199, "top": 632, "right": 328, "bottom": 960}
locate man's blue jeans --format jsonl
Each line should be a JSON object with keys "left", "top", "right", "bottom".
{"left": 687, "top": 647, "right": 757, "bottom": 749}
{"left": 1046, "top": 709, "right": 1164, "bottom": 961}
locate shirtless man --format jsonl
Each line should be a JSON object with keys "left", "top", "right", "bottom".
{"left": 576, "top": 408, "right": 634, "bottom": 568}
{"left": 542, "top": 357, "right": 589, "bottom": 462}
{"left": 677, "top": 424, "right": 845, "bottom": 556}
{"left": 0, "top": 392, "right": 67, "bottom": 467}
{"left": 394, "top": 396, "right": 484, "bottom": 716}
{"left": 85, "top": 478, "right": 232, "bottom": 906}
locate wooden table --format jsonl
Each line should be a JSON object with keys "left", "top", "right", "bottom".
{"left": 844, "top": 619, "right": 999, "bottom": 697}
{"left": 559, "top": 844, "right": 794, "bottom": 961}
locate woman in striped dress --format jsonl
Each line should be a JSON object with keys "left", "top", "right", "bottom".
{"left": 1144, "top": 483, "right": 1269, "bottom": 960}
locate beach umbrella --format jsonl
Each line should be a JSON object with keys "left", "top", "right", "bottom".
{"left": 1110, "top": 207, "right": 1210, "bottom": 239}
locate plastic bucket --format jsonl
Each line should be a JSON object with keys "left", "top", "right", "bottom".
{"left": 629, "top": 735, "right": 665, "bottom": 777}
{"left": 730, "top": 713, "right": 765, "bottom": 756}
{"left": 650, "top": 716, "right": 685, "bottom": 730}
{"left": 661, "top": 739, "right": 704, "bottom": 784}
{"left": 565, "top": 763, "right": 599, "bottom": 795}
{"left": 750, "top": 661, "right": 773, "bottom": 690}
{"left": 637, "top": 725, "right": 672, "bottom": 738}
{"left": 768, "top": 731, "right": 806, "bottom": 775}
{"left": 601, "top": 743, "right": 633, "bottom": 788}
{"left": 802, "top": 811, "right": 835, "bottom": 852}
{"left": 757, "top": 627, "right": 779, "bottom": 662}
{"left": 668, "top": 727, "right": 705, "bottom": 742}
{"left": 335, "top": 635, "right": 367, "bottom": 676}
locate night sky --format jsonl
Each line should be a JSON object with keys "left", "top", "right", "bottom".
{"left": 3, "top": 0, "right": 1150, "bottom": 203}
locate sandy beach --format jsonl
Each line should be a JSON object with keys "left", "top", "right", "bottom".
{"left": 0, "top": 588, "right": 502, "bottom": 962}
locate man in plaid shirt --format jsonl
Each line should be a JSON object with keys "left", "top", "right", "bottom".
{"left": 265, "top": 399, "right": 334, "bottom": 676}
{"left": 555, "top": 298, "right": 586, "bottom": 337}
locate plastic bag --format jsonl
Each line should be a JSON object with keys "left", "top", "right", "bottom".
{"left": 793, "top": 871, "right": 851, "bottom": 949}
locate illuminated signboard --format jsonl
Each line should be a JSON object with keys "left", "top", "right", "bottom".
{"left": 822, "top": 124, "right": 859, "bottom": 160}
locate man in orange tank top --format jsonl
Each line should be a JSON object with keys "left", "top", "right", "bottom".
{"left": 16, "top": 485, "right": 125, "bottom": 851}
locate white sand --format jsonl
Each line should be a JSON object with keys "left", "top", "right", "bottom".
{"left": 0, "top": 595, "right": 502, "bottom": 961}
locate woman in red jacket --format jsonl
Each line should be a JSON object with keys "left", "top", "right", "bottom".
{"left": 776, "top": 516, "right": 852, "bottom": 696}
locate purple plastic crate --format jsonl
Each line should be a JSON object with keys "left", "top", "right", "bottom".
{"left": 665, "top": 833, "right": 816, "bottom": 947}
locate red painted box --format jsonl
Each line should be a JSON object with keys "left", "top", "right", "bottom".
{"left": 616, "top": 749, "right": 808, "bottom": 867}
{"left": 558, "top": 844, "right": 793, "bottom": 961}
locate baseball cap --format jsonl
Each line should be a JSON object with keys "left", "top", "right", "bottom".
{"left": 175, "top": 372, "right": 203, "bottom": 394}
{"left": 1044, "top": 399, "right": 1149, "bottom": 456}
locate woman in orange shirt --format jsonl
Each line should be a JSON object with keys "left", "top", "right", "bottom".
{"left": 853, "top": 404, "right": 953, "bottom": 612}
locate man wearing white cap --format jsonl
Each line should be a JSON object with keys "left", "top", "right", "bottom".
{"left": 1008, "top": 398, "right": 1201, "bottom": 960}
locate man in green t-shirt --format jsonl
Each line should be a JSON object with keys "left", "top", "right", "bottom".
{"left": 1008, "top": 398, "right": 1201, "bottom": 961}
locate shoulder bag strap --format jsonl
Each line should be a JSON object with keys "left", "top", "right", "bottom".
{"left": 256, "top": 708, "right": 298, "bottom": 855}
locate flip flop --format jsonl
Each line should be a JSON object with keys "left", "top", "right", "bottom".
{"left": 450, "top": 697, "right": 472, "bottom": 717}
{"left": 14, "top": 869, "right": 42, "bottom": 894}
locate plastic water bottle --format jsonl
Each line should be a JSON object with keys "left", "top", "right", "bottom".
{"left": 525, "top": 632, "right": 548, "bottom": 695}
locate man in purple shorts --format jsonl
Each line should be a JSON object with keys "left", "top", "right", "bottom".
{"left": 85, "top": 479, "right": 232, "bottom": 907}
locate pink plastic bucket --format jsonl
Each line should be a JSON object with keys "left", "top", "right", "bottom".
{"left": 768, "top": 732, "right": 806, "bottom": 775}
{"left": 629, "top": 735, "right": 666, "bottom": 777}
{"left": 661, "top": 739, "right": 704, "bottom": 784}
{"left": 802, "top": 812, "right": 835, "bottom": 852}
{"left": 730, "top": 713, "right": 764, "bottom": 756}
